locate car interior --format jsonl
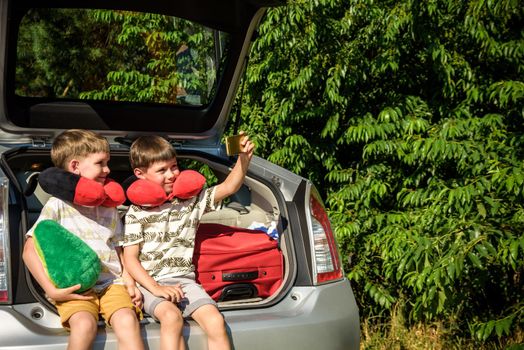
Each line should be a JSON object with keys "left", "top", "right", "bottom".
{"left": 3, "top": 147, "right": 289, "bottom": 311}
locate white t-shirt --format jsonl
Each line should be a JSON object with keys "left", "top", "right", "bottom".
{"left": 26, "top": 197, "right": 124, "bottom": 291}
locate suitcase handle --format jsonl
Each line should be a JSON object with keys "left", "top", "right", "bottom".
{"left": 222, "top": 271, "right": 258, "bottom": 281}
{"left": 218, "top": 283, "right": 258, "bottom": 301}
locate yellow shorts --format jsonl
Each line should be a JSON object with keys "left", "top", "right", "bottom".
{"left": 55, "top": 284, "right": 142, "bottom": 328}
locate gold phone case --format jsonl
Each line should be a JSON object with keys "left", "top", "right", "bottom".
{"left": 225, "top": 134, "right": 244, "bottom": 156}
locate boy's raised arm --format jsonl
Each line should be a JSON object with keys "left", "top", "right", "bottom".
{"left": 214, "top": 134, "right": 255, "bottom": 203}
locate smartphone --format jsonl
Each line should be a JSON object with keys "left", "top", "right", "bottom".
{"left": 225, "top": 134, "right": 245, "bottom": 156}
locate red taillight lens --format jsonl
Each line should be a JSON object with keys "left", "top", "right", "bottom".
{"left": 309, "top": 189, "right": 343, "bottom": 284}
{"left": 0, "top": 290, "right": 7, "bottom": 302}
{"left": 0, "top": 175, "right": 11, "bottom": 303}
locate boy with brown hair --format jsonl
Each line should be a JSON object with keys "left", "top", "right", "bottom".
{"left": 23, "top": 129, "right": 144, "bottom": 350}
{"left": 123, "top": 134, "right": 254, "bottom": 350}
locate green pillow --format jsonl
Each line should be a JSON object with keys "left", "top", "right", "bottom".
{"left": 33, "top": 220, "right": 101, "bottom": 293}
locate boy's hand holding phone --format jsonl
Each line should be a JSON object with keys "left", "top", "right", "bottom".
{"left": 226, "top": 134, "right": 245, "bottom": 156}
{"left": 226, "top": 132, "right": 254, "bottom": 158}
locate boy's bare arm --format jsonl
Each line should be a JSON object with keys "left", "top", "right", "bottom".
{"left": 116, "top": 246, "right": 142, "bottom": 309}
{"left": 22, "top": 237, "right": 93, "bottom": 301}
{"left": 123, "top": 244, "right": 183, "bottom": 303}
{"left": 214, "top": 135, "right": 255, "bottom": 203}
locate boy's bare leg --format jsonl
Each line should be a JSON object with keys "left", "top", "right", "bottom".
{"left": 67, "top": 311, "right": 98, "bottom": 350}
{"left": 191, "top": 304, "right": 230, "bottom": 350}
{"left": 155, "top": 301, "right": 186, "bottom": 350}
{"left": 110, "top": 308, "right": 144, "bottom": 350}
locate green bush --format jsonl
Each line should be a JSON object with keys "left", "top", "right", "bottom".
{"left": 240, "top": 0, "right": 524, "bottom": 341}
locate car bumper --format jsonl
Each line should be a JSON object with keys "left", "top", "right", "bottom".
{"left": 0, "top": 279, "right": 359, "bottom": 350}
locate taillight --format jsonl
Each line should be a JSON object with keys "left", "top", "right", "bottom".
{"left": 0, "top": 173, "right": 11, "bottom": 303}
{"left": 308, "top": 186, "right": 343, "bottom": 284}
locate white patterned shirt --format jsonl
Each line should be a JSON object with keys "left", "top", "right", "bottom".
{"left": 123, "top": 187, "right": 218, "bottom": 281}
{"left": 26, "top": 197, "right": 124, "bottom": 291}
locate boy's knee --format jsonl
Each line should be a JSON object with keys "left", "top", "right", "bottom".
{"left": 69, "top": 312, "right": 98, "bottom": 334}
{"left": 155, "top": 303, "right": 184, "bottom": 328}
{"left": 110, "top": 308, "right": 139, "bottom": 329}
{"left": 200, "top": 311, "right": 226, "bottom": 335}
{"left": 161, "top": 312, "right": 184, "bottom": 329}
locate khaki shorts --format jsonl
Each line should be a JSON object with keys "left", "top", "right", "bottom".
{"left": 54, "top": 284, "right": 142, "bottom": 328}
{"left": 139, "top": 273, "right": 216, "bottom": 319}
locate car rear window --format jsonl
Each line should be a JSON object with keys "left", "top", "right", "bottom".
{"left": 15, "top": 8, "right": 229, "bottom": 107}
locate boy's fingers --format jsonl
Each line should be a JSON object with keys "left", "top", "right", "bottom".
{"left": 170, "top": 285, "right": 183, "bottom": 293}
{"left": 156, "top": 285, "right": 184, "bottom": 302}
{"left": 132, "top": 292, "right": 141, "bottom": 302}
{"left": 172, "top": 289, "right": 182, "bottom": 301}
{"left": 67, "top": 284, "right": 82, "bottom": 292}
{"left": 168, "top": 287, "right": 183, "bottom": 302}
{"left": 163, "top": 289, "right": 177, "bottom": 302}
{"left": 63, "top": 285, "right": 94, "bottom": 300}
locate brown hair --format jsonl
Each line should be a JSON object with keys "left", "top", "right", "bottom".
{"left": 51, "top": 129, "right": 109, "bottom": 169}
{"left": 129, "top": 135, "right": 177, "bottom": 170}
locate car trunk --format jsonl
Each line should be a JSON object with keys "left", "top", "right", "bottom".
{"left": 0, "top": 0, "right": 300, "bottom": 327}
{"left": 2, "top": 144, "right": 294, "bottom": 314}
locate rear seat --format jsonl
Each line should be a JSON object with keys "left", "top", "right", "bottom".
{"left": 18, "top": 172, "right": 52, "bottom": 228}
{"left": 201, "top": 183, "right": 277, "bottom": 229}
{"left": 201, "top": 202, "right": 270, "bottom": 228}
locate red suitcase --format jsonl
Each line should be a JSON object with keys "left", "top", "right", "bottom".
{"left": 193, "top": 223, "right": 283, "bottom": 302}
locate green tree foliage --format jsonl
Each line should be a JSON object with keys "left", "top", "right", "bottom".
{"left": 16, "top": 9, "right": 219, "bottom": 105}
{"left": 80, "top": 10, "right": 217, "bottom": 104}
{"left": 15, "top": 9, "right": 113, "bottom": 97}
{"left": 240, "top": 0, "right": 524, "bottom": 341}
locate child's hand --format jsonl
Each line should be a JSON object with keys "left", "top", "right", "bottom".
{"left": 213, "top": 131, "right": 256, "bottom": 203}
{"left": 239, "top": 132, "right": 255, "bottom": 161}
{"left": 127, "top": 284, "right": 143, "bottom": 310}
{"left": 151, "top": 284, "right": 184, "bottom": 303}
{"left": 47, "top": 284, "right": 94, "bottom": 302}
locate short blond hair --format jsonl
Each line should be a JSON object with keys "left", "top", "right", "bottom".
{"left": 129, "top": 135, "right": 177, "bottom": 170}
{"left": 51, "top": 129, "right": 109, "bottom": 169}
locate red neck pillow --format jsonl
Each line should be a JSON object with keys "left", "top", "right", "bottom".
{"left": 37, "top": 167, "right": 206, "bottom": 207}
{"left": 38, "top": 167, "right": 125, "bottom": 207}
{"left": 126, "top": 170, "right": 206, "bottom": 207}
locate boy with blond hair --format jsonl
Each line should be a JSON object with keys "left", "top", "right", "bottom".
{"left": 23, "top": 129, "right": 144, "bottom": 350}
{"left": 123, "top": 134, "right": 254, "bottom": 350}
